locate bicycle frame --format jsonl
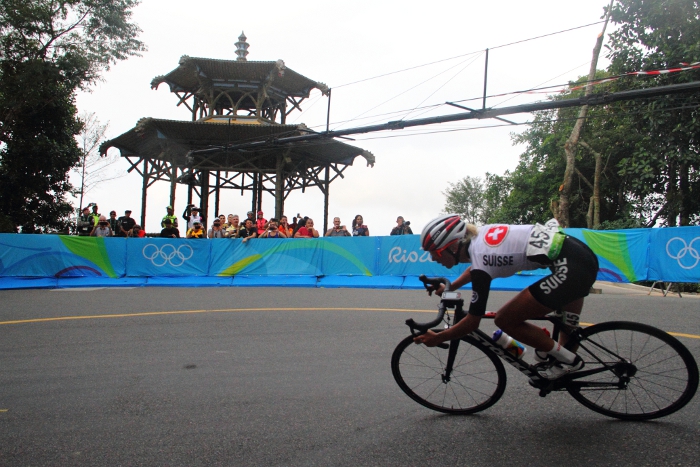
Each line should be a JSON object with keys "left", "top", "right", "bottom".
{"left": 433, "top": 298, "right": 633, "bottom": 397}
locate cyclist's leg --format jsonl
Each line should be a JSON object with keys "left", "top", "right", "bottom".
{"left": 493, "top": 288, "right": 555, "bottom": 351}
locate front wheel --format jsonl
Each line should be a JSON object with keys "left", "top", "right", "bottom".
{"left": 391, "top": 333, "right": 507, "bottom": 415}
{"left": 567, "top": 321, "right": 699, "bottom": 420}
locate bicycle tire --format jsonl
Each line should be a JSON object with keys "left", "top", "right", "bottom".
{"left": 567, "top": 321, "right": 699, "bottom": 420}
{"left": 391, "top": 333, "right": 507, "bottom": 415}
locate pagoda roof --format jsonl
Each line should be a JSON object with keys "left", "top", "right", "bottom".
{"left": 100, "top": 118, "right": 374, "bottom": 172}
{"left": 151, "top": 56, "right": 328, "bottom": 98}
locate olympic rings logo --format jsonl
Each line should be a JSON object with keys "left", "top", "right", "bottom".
{"left": 666, "top": 237, "right": 700, "bottom": 270}
{"left": 142, "top": 244, "right": 193, "bottom": 267}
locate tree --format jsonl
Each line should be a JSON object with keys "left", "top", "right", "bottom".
{"left": 606, "top": 0, "right": 700, "bottom": 226}
{"left": 73, "top": 112, "right": 124, "bottom": 209}
{"left": 0, "top": 0, "right": 145, "bottom": 232}
{"left": 486, "top": 0, "right": 700, "bottom": 229}
{"left": 442, "top": 175, "right": 485, "bottom": 224}
{"left": 557, "top": 0, "right": 613, "bottom": 227}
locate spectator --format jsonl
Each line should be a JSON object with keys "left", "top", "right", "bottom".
{"left": 117, "top": 210, "right": 136, "bottom": 237}
{"left": 241, "top": 219, "right": 257, "bottom": 243}
{"left": 183, "top": 205, "right": 203, "bottom": 230}
{"left": 279, "top": 215, "right": 293, "bottom": 237}
{"left": 90, "top": 215, "right": 113, "bottom": 237}
{"left": 129, "top": 225, "right": 146, "bottom": 238}
{"left": 294, "top": 218, "right": 319, "bottom": 238}
{"left": 245, "top": 211, "right": 255, "bottom": 225}
{"left": 292, "top": 215, "right": 308, "bottom": 237}
{"left": 107, "top": 210, "right": 119, "bottom": 233}
{"left": 208, "top": 218, "right": 225, "bottom": 239}
{"left": 325, "top": 217, "right": 351, "bottom": 237}
{"left": 390, "top": 216, "right": 413, "bottom": 235}
{"left": 225, "top": 215, "right": 245, "bottom": 239}
{"left": 90, "top": 203, "right": 101, "bottom": 227}
{"left": 77, "top": 207, "right": 93, "bottom": 236}
{"left": 160, "top": 218, "right": 180, "bottom": 238}
{"left": 259, "top": 218, "right": 287, "bottom": 238}
{"left": 186, "top": 221, "right": 206, "bottom": 239}
{"left": 217, "top": 214, "right": 226, "bottom": 226}
{"left": 352, "top": 214, "right": 370, "bottom": 236}
{"left": 256, "top": 210, "right": 267, "bottom": 235}
{"left": 161, "top": 205, "right": 179, "bottom": 229}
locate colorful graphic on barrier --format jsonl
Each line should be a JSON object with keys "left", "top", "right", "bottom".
{"left": 0, "top": 235, "right": 125, "bottom": 278}
{"left": 648, "top": 226, "right": 700, "bottom": 282}
{"left": 211, "top": 237, "right": 374, "bottom": 276}
{"left": 1, "top": 227, "right": 699, "bottom": 289}
{"left": 569, "top": 228, "right": 648, "bottom": 283}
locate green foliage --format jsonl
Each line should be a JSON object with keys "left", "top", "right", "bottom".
{"left": 482, "top": 0, "right": 700, "bottom": 228}
{"left": 0, "top": 0, "right": 145, "bottom": 232}
{"left": 442, "top": 175, "right": 485, "bottom": 224}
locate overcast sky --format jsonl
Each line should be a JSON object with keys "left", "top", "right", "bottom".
{"left": 75, "top": 0, "right": 613, "bottom": 234}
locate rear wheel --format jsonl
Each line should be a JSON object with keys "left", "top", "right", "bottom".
{"left": 567, "top": 321, "right": 699, "bottom": 420}
{"left": 391, "top": 333, "right": 506, "bottom": 414}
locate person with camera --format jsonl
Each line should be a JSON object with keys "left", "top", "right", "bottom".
{"left": 390, "top": 216, "right": 413, "bottom": 235}
{"left": 325, "top": 217, "right": 351, "bottom": 237}
{"left": 225, "top": 214, "right": 245, "bottom": 239}
{"left": 183, "top": 204, "right": 203, "bottom": 230}
{"left": 351, "top": 214, "right": 370, "bottom": 237}
{"left": 208, "top": 218, "right": 225, "bottom": 239}
{"left": 90, "top": 215, "right": 113, "bottom": 237}
{"left": 128, "top": 224, "right": 146, "bottom": 238}
{"left": 186, "top": 221, "right": 206, "bottom": 239}
{"left": 259, "top": 218, "right": 287, "bottom": 238}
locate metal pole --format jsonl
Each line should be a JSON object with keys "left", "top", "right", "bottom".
{"left": 141, "top": 159, "right": 148, "bottom": 229}
{"left": 482, "top": 48, "right": 489, "bottom": 110}
{"left": 326, "top": 88, "right": 332, "bottom": 132}
{"left": 323, "top": 165, "right": 330, "bottom": 234}
{"left": 188, "top": 81, "right": 700, "bottom": 155}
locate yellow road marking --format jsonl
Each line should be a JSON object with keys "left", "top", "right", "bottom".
{"left": 0, "top": 409, "right": 8, "bottom": 413}
{"left": 0, "top": 308, "right": 697, "bottom": 339}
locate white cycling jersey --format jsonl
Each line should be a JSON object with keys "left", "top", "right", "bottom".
{"left": 468, "top": 224, "right": 548, "bottom": 278}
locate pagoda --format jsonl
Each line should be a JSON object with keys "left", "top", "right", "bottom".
{"left": 101, "top": 32, "right": 374, "bottom": 230}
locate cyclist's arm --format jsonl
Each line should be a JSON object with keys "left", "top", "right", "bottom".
{"left": 449, "top": 266, "right": 473, "bottom": 291}
{"left": 414, "top": 314, "right": 482, "bottom": 346}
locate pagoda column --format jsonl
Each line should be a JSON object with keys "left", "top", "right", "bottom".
{"left": 275, "top": 154, "right": 284, "bottom": 219}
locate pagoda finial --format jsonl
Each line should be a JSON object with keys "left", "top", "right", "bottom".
{"left": 235, "top": 31, "right": 249, "bottom": 62}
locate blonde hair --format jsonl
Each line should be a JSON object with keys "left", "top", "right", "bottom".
{"left": 461, "top": 224, "right": 478, "bottom": 245}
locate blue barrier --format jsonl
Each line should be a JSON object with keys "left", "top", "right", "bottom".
{"left": 0, "top": 226, "right": 698, "bottom": 290}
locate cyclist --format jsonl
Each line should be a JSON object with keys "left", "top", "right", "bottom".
{"left": 413, "top": 215, "right": 599, "bottom": 379}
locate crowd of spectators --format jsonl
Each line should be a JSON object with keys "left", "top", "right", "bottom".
{"left": 76, "top": 203, "right": 144, "bottom": 237}
{"left": 74, "top": 203, "right": 414, "bottom": 239}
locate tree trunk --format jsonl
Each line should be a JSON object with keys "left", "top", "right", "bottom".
{"left": 679, "top": 161, "right": 689, "bottom": 226}
{"left": 578, "top": 140, "right": 603, "bottom": 229}
{"left": 667, "top": 160, "right": 677, "bottom": 227}
{"left": 557, "top": 3, "right": 612, "bottom": 227}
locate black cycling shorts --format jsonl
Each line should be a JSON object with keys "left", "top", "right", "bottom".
{"left": 528, "top": 236, "right": 599, "bottom": 310}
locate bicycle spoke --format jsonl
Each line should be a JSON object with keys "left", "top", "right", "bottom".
{"left": 566, "top": 322, "right": 698, "bottom": 420}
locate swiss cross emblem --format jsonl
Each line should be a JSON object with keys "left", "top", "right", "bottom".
{"left": 484, "top": 225, "right": 509, "bottom": 247}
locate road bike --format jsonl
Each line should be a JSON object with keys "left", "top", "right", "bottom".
{"left": 391, "top": 276, "right": 699, "bottom": 420}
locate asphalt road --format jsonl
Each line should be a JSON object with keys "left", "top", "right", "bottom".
{"left": 0, "top": 284, "right": 698, "bottom": 466}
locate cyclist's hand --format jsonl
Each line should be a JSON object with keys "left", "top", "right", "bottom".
{"left": 414, "top": 330, "right": 442, "bottom": 347}
{"left": 425, "top": 283, "right": 446, "bottom": 297}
